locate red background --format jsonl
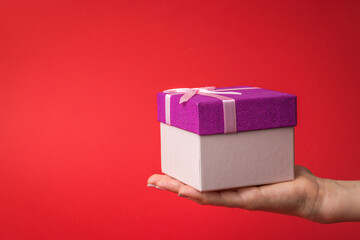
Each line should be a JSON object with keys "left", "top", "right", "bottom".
{"left": 1, "top": 0, "right": 359, "bottom": 239}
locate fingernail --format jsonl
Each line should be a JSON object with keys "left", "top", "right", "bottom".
{"left": 155, "top": 186, "right": 166, "bottom": 190}
{"left": 178, "top": 194, "right": 187, "bottom": 198}
{"left": 147, "top": 184, "right": 156, "bottom": 188}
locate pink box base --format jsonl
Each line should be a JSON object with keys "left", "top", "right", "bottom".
{"left": 160, "top": 123, "right": 294, "bottom": 192}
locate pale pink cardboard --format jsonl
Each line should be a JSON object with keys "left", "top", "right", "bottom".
{"left": 160, "top": 123, "right": 294, "bottom": 192}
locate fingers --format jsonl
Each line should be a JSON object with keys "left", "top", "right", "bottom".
{"left": 179, "top": 185, "right": 250, "bottom": 208}
{"left": 178, "top": 184, "right": 204, "bottom": 200}
{"left": 199, "top": 189, "right": 250, "bottom": 208}
{"left": 147, "top": 174, "right": 184, "bottom": 194}
{"left": 147, "top": 174, "right": 266, "bottom": 210}
{"left": 147, "top": 174, "right": 209, "bottom": 203}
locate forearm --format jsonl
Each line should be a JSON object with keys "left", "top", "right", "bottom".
{"left": 317, "top": 178, "right": 360, "bottom": 223}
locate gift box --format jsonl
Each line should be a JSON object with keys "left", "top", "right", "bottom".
{"left": 157, "top": 86, "right": 297, "bottom": 192}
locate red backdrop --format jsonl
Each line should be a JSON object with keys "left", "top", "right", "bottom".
{"left": 1, "top": 0, "right": 359, "bottom": 239}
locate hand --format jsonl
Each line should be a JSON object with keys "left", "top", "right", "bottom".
{"left": 148, "top": 165, "right": 360, "bottom": 223}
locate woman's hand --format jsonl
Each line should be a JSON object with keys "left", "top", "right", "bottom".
{"left": 147, "top": 165, "right": 360, "bottom": 224}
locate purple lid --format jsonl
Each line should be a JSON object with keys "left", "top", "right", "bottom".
{"left": 157, "top": 86, "right": 297, "bottom": 135}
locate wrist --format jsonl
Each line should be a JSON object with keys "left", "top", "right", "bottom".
{"left": 313, "top": 178, "right": 360, "bottom": 223}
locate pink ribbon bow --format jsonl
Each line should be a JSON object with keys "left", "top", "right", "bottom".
{"left": 163, "top": 86, "right": 259, "bottom": 133}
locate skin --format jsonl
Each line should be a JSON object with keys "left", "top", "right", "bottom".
{"left": 147, "top": 165, "right": 360, "bottom": 224}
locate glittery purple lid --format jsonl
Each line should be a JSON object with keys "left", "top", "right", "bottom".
{"left": 157, "top": 86, "right": 297, "bottom": 135}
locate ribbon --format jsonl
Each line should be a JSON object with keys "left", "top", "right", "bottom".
{"left": 163, "top": 86, "right": 259, "bottom": 133}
